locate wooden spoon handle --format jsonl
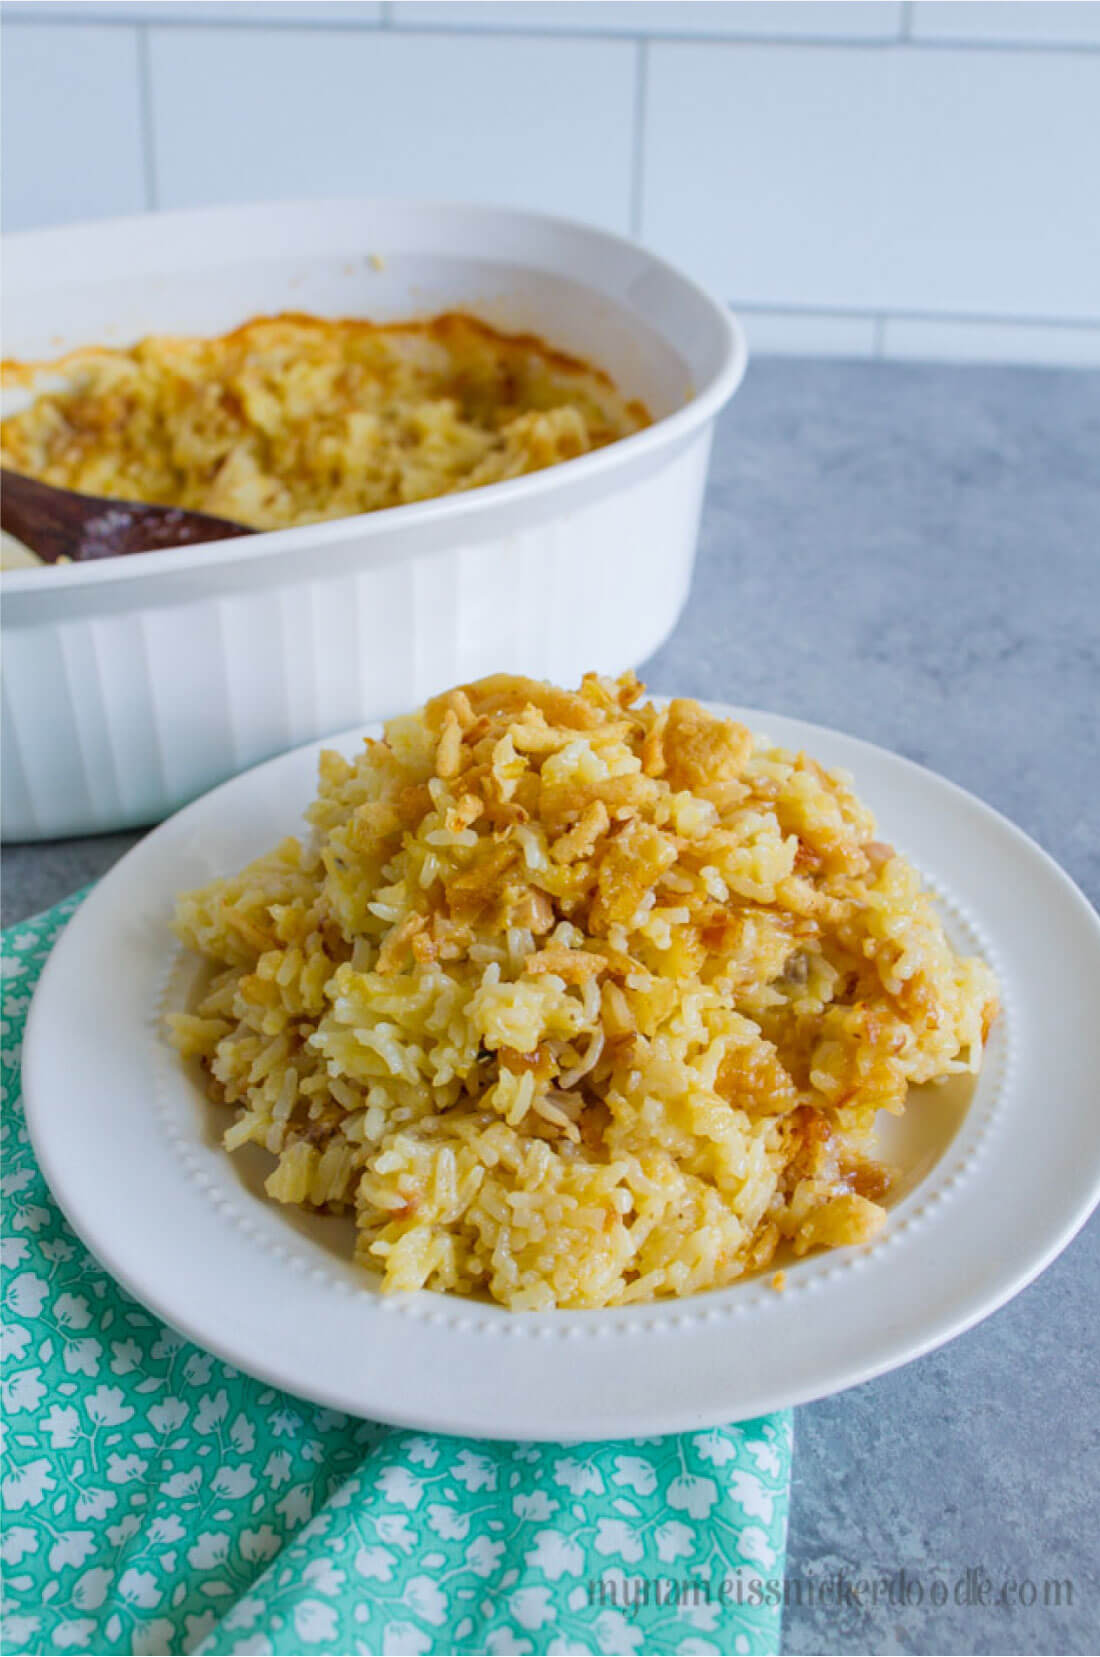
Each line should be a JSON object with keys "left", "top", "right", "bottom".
{"left": 1, "top": 469, "right": 254, "bottom": 563}
{"left": 1, "top": 470, "right": 83, "bottom": 564}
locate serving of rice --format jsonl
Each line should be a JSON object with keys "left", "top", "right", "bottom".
{"left": 1, "top": 312, "right": 647, "bottom": 535}
{"left": 169, "top": 674, "right": 998, "bottom": 1311}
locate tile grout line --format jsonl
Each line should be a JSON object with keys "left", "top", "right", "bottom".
{"left": 5, "top": 13, "right": 1100, "bottom": 52}
{"left": 629, "top": 38, "right": 649, "bottom": 240}
{"left": 135, "top": 21, "right": 158, "bottom": 213}
{"left": 729, "top": 302, "right": 1100, "bottom": 331}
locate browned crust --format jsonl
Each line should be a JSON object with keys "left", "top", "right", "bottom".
{"left": 2, "top": 309, "right": 649, "bottom": 413}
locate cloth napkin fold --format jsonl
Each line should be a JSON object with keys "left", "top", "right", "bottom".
{"left": 1, "top": 894, "right": 792, "bottom": 1657}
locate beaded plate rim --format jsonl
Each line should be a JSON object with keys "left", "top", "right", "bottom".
{"left": 22, "top": 699, "right": 1100, "bottom": 1439}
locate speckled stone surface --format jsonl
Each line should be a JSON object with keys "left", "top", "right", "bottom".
{"left": 4, "top": 358, "right": 1098, "bottom": 1654}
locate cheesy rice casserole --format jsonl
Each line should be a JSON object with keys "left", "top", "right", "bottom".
{"left": 1, "top": 313, "right": 648, "bottom": 533}
{"left": 169, "top": 674, "right": 998, "bottom": 1310}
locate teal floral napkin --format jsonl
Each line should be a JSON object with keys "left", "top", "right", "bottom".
{"left": 2, "top": 895, "right": 792, "bottom": 1656}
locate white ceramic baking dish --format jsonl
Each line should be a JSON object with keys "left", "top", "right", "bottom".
{"left": 1, "top": 199, "right": 746, "bottom": 841}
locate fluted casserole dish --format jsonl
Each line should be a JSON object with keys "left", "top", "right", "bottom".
{"left": 1, "top": 198, "right": 746, "bottom": 840}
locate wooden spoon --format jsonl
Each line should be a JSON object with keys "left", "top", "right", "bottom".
{"left": 1, "top": 469, "right": 255, "bottom": 564}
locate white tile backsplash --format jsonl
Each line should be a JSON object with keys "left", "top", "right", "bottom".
{"left": 911, "top": 3, "right": 1100, "bottom": 48}
{"left": 882, "top": 317, "right": 1100, "bottom": 367}
{"left": 391, "top": 3, "right": 905, "bottom": 40}
{"left": 737, "top": 308, "right": 879, "bottom": 357}
{"left": 1, "top": 22, "right": 146, "bottom": 230}
{"left": 3, "top": 3, "right": 1098, "bottom": 365}
{"left": 2, "top": 4, "right": 384, "bottom": 21}
{"left": 147, "top": 26, "right": 636, "bottom": 230}
{"left": 643, "top": 42, "right": 1100, "bottom": 320}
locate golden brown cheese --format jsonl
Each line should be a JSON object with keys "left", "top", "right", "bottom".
{"left": 1, "top": 312, "right": 650, "bottom": 533}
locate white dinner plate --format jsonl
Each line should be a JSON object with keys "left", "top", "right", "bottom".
{"left": 22, "top": 702, "right": 1100, "bottom": 1441}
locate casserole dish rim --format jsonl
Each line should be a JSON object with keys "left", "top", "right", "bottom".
{"left": 1, "top": 195, "right": 746, "bottom": 596}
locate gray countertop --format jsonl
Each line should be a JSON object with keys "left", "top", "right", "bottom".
{"left": 4, "top": 358, "right": 1098, "bottom": 1655}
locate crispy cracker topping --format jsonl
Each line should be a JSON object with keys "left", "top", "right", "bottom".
{"left": 172, "top": 671, "right": 999, "bottom": 1310}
